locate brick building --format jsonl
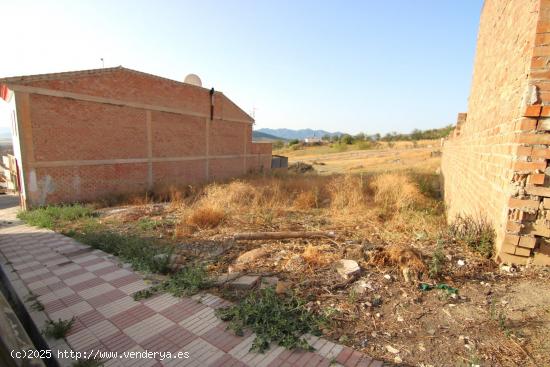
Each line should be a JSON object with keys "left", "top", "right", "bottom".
{"left": 442, "top": 0, "right": 550, "bottom": 265}
{"left": 0, "top": 67, "right": 272, "bottom": 208}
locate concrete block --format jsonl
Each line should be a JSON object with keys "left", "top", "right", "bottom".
{"left": 229, "top": 275, "right": 260, "bottom": 290}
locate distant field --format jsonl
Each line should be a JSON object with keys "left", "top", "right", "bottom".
{"left": 274, "top": 139, "right": 442, "bottom": 174}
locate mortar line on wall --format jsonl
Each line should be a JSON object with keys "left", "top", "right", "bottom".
{"left": 28, "top": 154, "right": 273, "bottom": 168}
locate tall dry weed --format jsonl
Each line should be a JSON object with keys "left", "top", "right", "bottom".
{"left": 328, "top": 174, "right": 367, "bottom": 210}
{"left": 370, "top": 173, "right": 425, "bottom": 213}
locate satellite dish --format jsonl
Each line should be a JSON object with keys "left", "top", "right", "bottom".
{"left": 184, "top": 74, "right": 202, "bottom": 87}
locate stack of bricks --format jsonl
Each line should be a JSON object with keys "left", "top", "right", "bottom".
{"left": 504, "top": 104, "right": 550, "bottom": 265}
{"left": 442, "top": 0, "right": 550, "bottom": 265}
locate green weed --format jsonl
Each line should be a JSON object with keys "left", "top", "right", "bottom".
{"left": 17, "top": 204, "right": 93, "bottom": 229}
{"left": 137, "top": 218, "right": 161, "bottom": 231}
{"left": 25, "top": 293, "right": 45, "bottom": 311}
{"left": 429, "top": 240, "right": 446, "bottom": 278}
{"left": 132, "top": 264, "right": 210, "bottom": 300}
{"left": 133, "top": 287, "right": 158, "bottom": 301}
{"left": 162, "top": 265, "right": 210, "bottom": 296}
{"left": 42, "top": 318, "right": 75, "bottom": 339}
{"left": 67, "top": 230, "right": 171, "bottom": 273}
{"left": 216, "top": 287, "right": 324, "bottom": 353}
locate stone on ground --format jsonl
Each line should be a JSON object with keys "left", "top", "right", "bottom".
{"left": 335, "top": 259, "right": 361, "bottom": 280}
{"left": 229, "top": 275, "right": 261, "bottom": 289}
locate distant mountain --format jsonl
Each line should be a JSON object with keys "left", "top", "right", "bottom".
{"left": 256, "top": 128, "right": 343, "bottom": 140}
{"left": 252, "top": 131, "right": 288, "bottom": 141}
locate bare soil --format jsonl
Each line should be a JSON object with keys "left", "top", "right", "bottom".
{"left": 94, "top": 201, "right": 550, "bottom": 367}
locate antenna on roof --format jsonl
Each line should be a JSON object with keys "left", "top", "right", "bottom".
{"left": 100, "top": 58, "right": 104, "bottom": 68}
{"left": 184, "top": 74, "right": 202, "bottom": 87}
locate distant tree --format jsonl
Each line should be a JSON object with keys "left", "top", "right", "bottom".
{"left": 340, "top": 134, "right": 354, "bottom": 145}
{"left": 272, "top": 140, "right": 284, "bottom": 150}
{"left": 354, "top": 132, "right": 366, "bottom": 141}
{"left": 410, "top": 129, "right": 422, "bottom": 141}
{"left": 321, "top": 134, "right": 331, "bottom": 141}
{"left": 288, "top": 139, "right": 300, "bottom": 146}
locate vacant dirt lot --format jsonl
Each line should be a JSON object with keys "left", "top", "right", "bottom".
{"left": 276, "top": 141, "right": 441, "bottom": 175}
{"left": 19, "top": 141, "right": 550, "bottom": 366}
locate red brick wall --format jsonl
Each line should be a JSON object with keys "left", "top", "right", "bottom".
{"left": 442, "top": 0, "right": 550, "bottom": 265}
{"left": 6, "top": 68, "right": 271, "bottom": 206}
{"left": 151, "top": 111, "right": 206, "bottom": 157}
{"left": 30, "top": 95, "right": 148, "bottom": 161}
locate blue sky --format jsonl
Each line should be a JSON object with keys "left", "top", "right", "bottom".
{"left": 0, "top": 0, "right": 483, "bottom": 135}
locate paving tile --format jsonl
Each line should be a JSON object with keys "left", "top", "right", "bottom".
{"left": 77, "top": 309, "right": 105, "bottom": 327}
{"left": 78, "top": 282, "right": 117, "bottom": 299}
{"left": 85, "top": 260, "right": 114, "bottom": 272}
{"left": 52, "top": 286, "right": 76, "bottom": 298}
{"left": 228, "top": 334, "right": 256, "bottom": 360}
{"left": 316, "top": 339, "right": 343, "bottom": 360}
{"left": 161, "top": 324, "right": 197, "bottom": 349}
{"left": 142, "top": 293, "right": 180, "bottom": 312}
{"left": 172, "top": 338, "right": 223, "bottom": 367}
{"left": 119, "top": 280, "right": 149, "bottom": 295}
{"left": 88, "top": 319, "right": 119, "bottom": 340}
{"left": 202, "top": 324, "right": 251, "bottom": 353}
{"left": 64, "top": 272, "right": 97, "bottom": 286}
{"left": 93, "top": 264, "right": 120, "bottom": 276}
{"left": 124, "top": 314, "right": 175, "bottom": 343}
{"left": 208, "top": 353, "right": 248, "bottom": 367}
{"left": 71, "top": 277, "right": 105, "bottom": 291}
{"left": 66, "top": 328, "right": 100, "bottom": 351}
{"left": 97, "top": 296, "right": 136, "bottom": 318}
{"left": 102, "top": 331, "right": 138, "bottom": 353}
{"left": 88, "top": 289, "right": 127, "bottom": 308}
{"left": 51, "top": 263, "right": 81, "bottom": 276}
{"left": 159, "top": 299, "right": 207, "bottom": 323}
{"left": 101, "top": 269, "right": 133, "bottom": 282}
{"left": 72, "top": 254, "right": 100, "bottom": 264}
{"left": 110, "top": 304, "right": 155, "bottom": 330}
{"left": 0, "top": 216, "right": 382, "bottom": 367}
{"left": 179, "top": 307, "right": 221, "bottom": 336}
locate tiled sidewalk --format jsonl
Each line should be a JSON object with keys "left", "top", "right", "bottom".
{"left": 0, "top": 201, "right": 384, "bottom": 367}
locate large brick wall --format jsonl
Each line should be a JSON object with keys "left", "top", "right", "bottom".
{"left": 1, "top": 68, "right": 271, "bottom": 207}
{"left": 442, "top": 0, "right": 550, "bottom": 265}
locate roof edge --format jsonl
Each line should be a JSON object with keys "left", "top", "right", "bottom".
{"left": 0, "top": 66, "right": 124, "bottom": 84}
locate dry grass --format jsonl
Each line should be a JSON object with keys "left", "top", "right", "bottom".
{"left": 301, "top": 244, "right": 336, "bottom": 266}
{"left": 370, "top": 173, "right": 426, "bottom": 213}
{"left": 294, "top": 190, "right": 319, "bottom": 210}
{"left": 184, "top": 206, "right": 226, "bottom": 229}
{"left": 328, "top": 174, "right": 367, "bottom": 210}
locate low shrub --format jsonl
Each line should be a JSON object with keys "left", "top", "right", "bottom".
{"left": 449, "top": 215, "right": 495, "bottom": 258}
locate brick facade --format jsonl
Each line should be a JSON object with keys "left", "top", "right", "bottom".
{"left": 0, "top": 67, "right": 271, "bottom": 208}
{"left": 442, "top": 0, "right": 550, "bottom": 265}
